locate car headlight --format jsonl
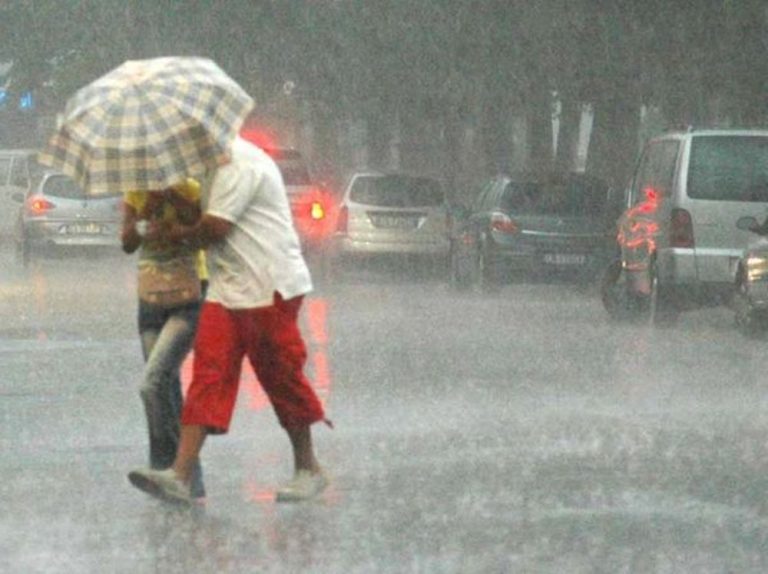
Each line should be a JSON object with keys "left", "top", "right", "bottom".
{"left": 746, "top": 255, "right": 768, "bottom": 282}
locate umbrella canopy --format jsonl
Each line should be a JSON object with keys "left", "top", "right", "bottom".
{"left": 39, "top": 57, "right": 254, "bottom": 195}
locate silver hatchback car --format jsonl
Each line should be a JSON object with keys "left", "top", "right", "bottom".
{"left": 0, "top": 149, "right": 35, "bottom": 237}
{"left": 13, "top": 170, "right": 122, "bottom": 265}
{"left": 332, "top": 172, "right": 450, "bottom": 263}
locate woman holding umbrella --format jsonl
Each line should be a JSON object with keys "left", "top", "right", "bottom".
{"left": 121, "top": 179, "right": 207, "bottom": 500}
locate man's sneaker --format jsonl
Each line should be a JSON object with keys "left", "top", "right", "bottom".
{"left": 276, "top": 468, "right": 329, "bottom": 502}
{"left": 128, "top": 468, "right": 193, "bottom": 507}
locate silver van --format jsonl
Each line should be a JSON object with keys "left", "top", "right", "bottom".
{"left": 601, "top": 128, "right": 768, "bottom": 323}
{"left": 0, "top": 149, "right": 35, "bottom": 237}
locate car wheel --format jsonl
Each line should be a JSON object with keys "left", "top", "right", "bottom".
{"left": 601, "top": 260, "right": 633, "bottom": 321}
{"left": 646, "top": 259, "right": 679, "bottom": 327}
{"left": 734, "top": 271, "right": 765, "bottom": 337}
{"left": 478, "top": 245, "right": 501, "bottom": 292}
{"left": 449, "top": 244, "right": 473, "bottom": 291}
{"left": 15, "top": 235, "right": 31, "bottom": 267}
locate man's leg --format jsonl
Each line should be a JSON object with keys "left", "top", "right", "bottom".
{"left": 247, "top": 295, "right": 329, "bottom": 501}
{"left": 285, "top": 424, "right": 320, "bottom": 474}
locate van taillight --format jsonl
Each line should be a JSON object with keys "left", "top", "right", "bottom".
{"left": 27, "top": 196, "right": 54, "bottom": 216}
{"left": 336, "top": 205, "right": 348, "bottom": 233}
{"left": 670, "top": 208, "right": 694, "bottom": 248}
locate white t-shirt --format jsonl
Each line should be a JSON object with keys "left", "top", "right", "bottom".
{"left": 203, "top": 137, "right": 312, "bottom": 309}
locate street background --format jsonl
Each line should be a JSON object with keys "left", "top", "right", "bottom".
{"left": 2, "top": 246, "right": 768, "bottom": 573}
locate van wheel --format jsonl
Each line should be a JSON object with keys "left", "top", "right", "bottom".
{"left": 600, "top": 259, "right": 640, "bottom": 321}
{"left": 647, "top": 260, "right": 679, "bottom": 327}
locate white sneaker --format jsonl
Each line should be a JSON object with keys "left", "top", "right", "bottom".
{"left": 276, "top": 468, "right": 329, "bottom": 502}
{"left": 128, "top": 468, "right": 192, "bottom": 507}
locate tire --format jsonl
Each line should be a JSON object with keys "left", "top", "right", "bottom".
{"left": 478, "top": 245, "right": 501, "bottom": 292}
{"left": 601, "top": 259, "right": 636, "bottom": 321}
{"left": 647, "top": 260, "right": 679, "bottom": 327}
{"left": 734, "top": 271, "right": 766, "bottom": 337}
{"left": 15, "top": 236, "right": 31, "bottom": 267}
{"left": 449, "top": 244, "right": 473, "bottom": 291}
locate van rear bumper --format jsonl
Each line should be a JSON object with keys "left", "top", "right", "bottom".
{"left": 625, "top": 247, "right": 735, "bottom": 306}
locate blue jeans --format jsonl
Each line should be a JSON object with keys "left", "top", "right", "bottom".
{"left": 138, "top": 297, "right": 205, "bottom": 498}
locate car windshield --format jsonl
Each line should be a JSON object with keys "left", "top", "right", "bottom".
{"left": 500, "top": 176, "right": 608, "bottom": 217}
{"left": 350, "top": 175, "right": 444, "bottom": 207}
{"left": 687, "top": 136, "right": 768, "bottom": 201}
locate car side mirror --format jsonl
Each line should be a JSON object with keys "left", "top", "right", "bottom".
{"left": 736, "top": 215, "right": 764, "bottom": 234}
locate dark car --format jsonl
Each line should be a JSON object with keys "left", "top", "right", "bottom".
{"left": 13, "top": 170, "right": 122, "bottom": 265}
{"left": 450, "top": 171, "right": 620, "bottom": 290}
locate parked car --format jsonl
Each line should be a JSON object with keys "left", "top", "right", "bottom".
{"left": 331, "top": 172, "right": 451, "bottom": 267}
{"left": 262, "top": 146, "right": 336, "bottom": 255}
{"left": 601, "top": 128, "right": 768, "bottom": 324}
{"left": 732, "top": 215, "right": 768, "bottom": 335}
{"left": 13, "top": 170, "right": 122, "bottom": 265}
{"left": 0, "top": 148, "right": 36, "bottom": 238}
{"left": 450, "top": 171, "right": 620, "bottom": 290}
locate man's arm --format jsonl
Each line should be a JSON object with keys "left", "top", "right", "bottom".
{"left": 148, "top": 213, "right": 233, "bottom": 250}
{"left": 163, "top": 188, "right": 201, "bottom": 225}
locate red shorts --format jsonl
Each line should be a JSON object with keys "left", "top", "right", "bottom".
{"left": 181, "top": 294, "right": 325, "bottom": 433}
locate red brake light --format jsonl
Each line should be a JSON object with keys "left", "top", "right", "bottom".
{"left": 490, "top": 212, "right": 519, "bottom": 234}
{"left": 670, "top": 208, "right": 694, "bottom": 248}
{"left": 28, "top": 196, "right": 54, "bottom": 215}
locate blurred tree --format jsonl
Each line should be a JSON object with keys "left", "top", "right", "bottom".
{"left": 2, "top": 0, "right": 767, "bottom": 187}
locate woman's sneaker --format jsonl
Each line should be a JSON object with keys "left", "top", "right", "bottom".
{"left": 128, "top": 468, "right": 193, "bottom": 507}
{"left": 276, "top": 468, "right": 329, "bottom": 502}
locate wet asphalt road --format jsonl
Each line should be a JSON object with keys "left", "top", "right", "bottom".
{"left": 2, "top": 246, "right": 768, "bottom": 573}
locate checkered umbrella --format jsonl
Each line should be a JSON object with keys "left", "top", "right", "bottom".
{"left": 39, "top": 57, "right": 254, "bottom": 195}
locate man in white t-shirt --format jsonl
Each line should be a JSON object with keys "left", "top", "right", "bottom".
{"left": 128, "top": 136, "right": 330, "bottom": 505}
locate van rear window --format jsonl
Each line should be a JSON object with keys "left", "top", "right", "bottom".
{"left": 688, "top": 136, "right": 768, "bottom": 202}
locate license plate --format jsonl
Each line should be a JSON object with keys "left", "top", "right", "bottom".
{"left": 544, "top": 253, "right": 586, "bottom": 265}
{"left": 370, "top": 215, "right": 418, "bottom": 229}
{"left": 65, "top": 223, "right": 103, "bottom": 234}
